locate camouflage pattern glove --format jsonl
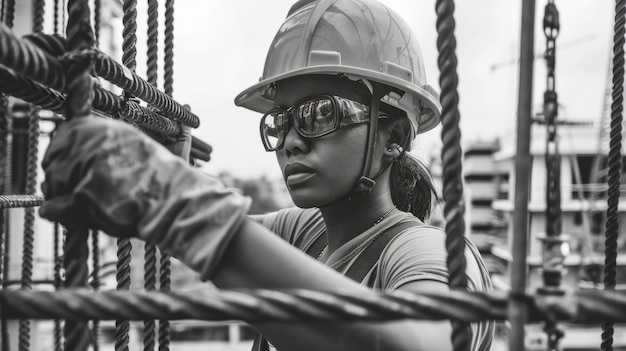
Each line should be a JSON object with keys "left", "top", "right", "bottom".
{"left": 40, "top": 116, "right": 251, "bottom": 279}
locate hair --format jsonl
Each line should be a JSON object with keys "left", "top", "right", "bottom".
{"left": 390, "top": 152, "right": 438, "bottom": 221}
{"left": 377, "top": 112, "right": 439, "bottom": 222}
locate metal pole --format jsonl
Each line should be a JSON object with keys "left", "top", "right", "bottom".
{"left": 509, "top": 0, "right": 535, "bottom": 350}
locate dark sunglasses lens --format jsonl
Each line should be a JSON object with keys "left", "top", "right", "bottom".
{"left": 262, "top": 111, "right": 287, "bottom": 150}
{"left": 294, "top": 97, "right": 335, "bottom": 136}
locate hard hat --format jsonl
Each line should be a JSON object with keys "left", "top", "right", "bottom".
{"left": 235, "top": 0, "right": 441, "bottom": 135}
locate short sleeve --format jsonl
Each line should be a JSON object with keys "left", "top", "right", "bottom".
{"left": 377, "top": 225, "right": 495, "bottom": 351}
{"left": 377, "top": 226, "right": 449, "bottom": 292}
{"left": 378, "top": 225, "right": 490, "bottom": 293}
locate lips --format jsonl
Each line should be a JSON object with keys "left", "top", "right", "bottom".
{"left": 283, "top": 162, "right": 315, "bottom": 178}
{"left": 284, "top": 162, "right": 316, "bottom": 187}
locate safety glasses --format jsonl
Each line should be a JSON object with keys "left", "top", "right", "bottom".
{"left": 260, "top": 94, "right": 384, "bottom": 151}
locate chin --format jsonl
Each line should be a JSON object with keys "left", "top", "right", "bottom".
{"left": 287, "top": 188, "right": 331, "bottom": 208}
{"left": 289, "top": 194, "right": 321, "bottom": 208}
{"left": 289, "top": 187, "right": 350, "bottom": 208}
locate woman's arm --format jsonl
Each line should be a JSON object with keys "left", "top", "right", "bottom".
{"left": 213, "top": 219, "right": 453, "bottom": 351}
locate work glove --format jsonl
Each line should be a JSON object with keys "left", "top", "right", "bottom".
{"left": 40, "top": 116, "right": 251, "bottom": 279}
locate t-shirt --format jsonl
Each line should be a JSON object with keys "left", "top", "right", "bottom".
{"left": 261, "top": 207, "right": 495, "bottom": 351}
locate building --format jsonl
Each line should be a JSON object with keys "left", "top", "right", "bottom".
{"left": 488, "top": 122, "right": 626, "bottom": 350}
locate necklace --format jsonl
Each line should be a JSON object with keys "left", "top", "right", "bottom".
{"left": 373, "top": 206, "right": 396, "bottom": 226}
{"left": 317, "top": 206, "right": 396, "bottom": 260}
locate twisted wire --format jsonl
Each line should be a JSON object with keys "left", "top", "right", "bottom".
{"left": 115, "top": 237, "right": 132, "bottom": 351}
{"left": 603, "top": 1, "right": 626, "bottom": 349}
{"left": 9, "top": 35, "right": 190, "bottom": 142}
{"left": 3, "top": 110, "right": 10, "bottom": 195}
{"left": 0, "top": 213, "right": 8, "bottom": 351}
{"left": 4, "top": 288, "right": 626, "bottom": 324}
{"left": 122, "top": 0, "right": 137, "bottom": 72}
{"left": 0, "top": 26, "right": 200, "bottom": 127}
{"left": 146, "top": 0, "right": 158, "bottom": 88}
{"left": 65, "top": 0, "right": 94, "bottom": 120}
{"left": 145, "top": 4, "right": 160, "bottom": 345}
{"left": 91, "top": 51, "right": 199, "bottom": 127}
{"left": 33, "top": 0, "right": 45, "bottom": 33}
{"left": 0, "top": 94, "right": 7, "bottom": 350}
{"left": 0, "top": 64, "right": 181, "bottom": 133}
{"left": 161, "top": 3, "right": 175, "bottom": 348}
{"left": 163, "top": 0, "right": 174, "bottom": 97}
{"left": 94, "top": 0, "right": 100, "bottom": 46}
{"left": 1, "top": 1, "right": 14, "bottom": 204}
{"left": 158, "top": 253, "right": 171, "bottom": 351}
{"left": 0, "top": 195, "right": 44, "bottom": 208}
{"left": 0, "top": 95, "right": 5, "bottom": 284}
{"left": 0, "top": 93, "right": 6, "bottom": 195}
{"left": 91, "top": 230, "right": 101, "bottom": 351}
{"left": 122, "top": 101, "right": 180, "bottom": 136}
{"left": 2, "top": 0, "right": 13, "bottom": 28}
{"left": 0, "top": 23, "right": 66, "bottom": 94}
{"left": 144, "top": 244, "right": 157, "bottom": 351}
{"left": 0, "top": 212, "right": 6, "bottom": 350}
{"left": 61, "top": 0, "right": 65, "bottom": 33}
{"left": 53, "top": 0, "right": 59, "bottom": 34}
{"left": 118, "top": 3, "right": 138, "bottom": 348}
{"left": 53, "top": 223, "right": 64, "bottom": 351}
{"left": 435, "top": 1, "right": 471, "bottom": 350}
{"left": 0, "top": 68, "right": 66, "bottom": 114}
{"left": 18, "top": 107, "right": 40, "bottom": 351}
{"left": 64, "top": 0, "right": 95, "bottom": 349}
{"left": 63, "top": 225, "right": 89, "bottom": 351}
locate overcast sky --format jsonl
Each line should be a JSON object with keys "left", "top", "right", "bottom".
{"left": 134, "top": 0, "right": 613, "bottom": 179}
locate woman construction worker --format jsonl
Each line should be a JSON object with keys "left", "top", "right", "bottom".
{"left": 39, "top": 0, "right": 494, "bottom": 349}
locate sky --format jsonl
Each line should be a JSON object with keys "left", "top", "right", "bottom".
{"left": 133, "top": 0, "right": 613, "bottom": 180}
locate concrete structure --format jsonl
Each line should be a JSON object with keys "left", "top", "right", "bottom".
{"left": 489, "top": 122, "right": 626, "bottom": 350}
{"left": 463, "top": 139, "right": 507, "bottom": 249}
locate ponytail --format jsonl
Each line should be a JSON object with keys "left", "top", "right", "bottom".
{"left": 389, "top": 151, "right": 438, "bottom": 221}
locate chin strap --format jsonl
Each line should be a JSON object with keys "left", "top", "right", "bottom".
{"left": 353, "top": 83, "right": 390, "bottom": 195}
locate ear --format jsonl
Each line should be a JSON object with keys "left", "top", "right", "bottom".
{"left": 381, "top": 118, "right": 411, "bottom": 158}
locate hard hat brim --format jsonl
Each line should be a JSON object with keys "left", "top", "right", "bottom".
{"left": 234, "top": 65, "right": 442, "bottom": 134}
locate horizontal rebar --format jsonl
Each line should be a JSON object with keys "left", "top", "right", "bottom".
{"left": 0, "top": 195, "right": 44, "bottom": 209}
{"left": 2, "top": 288, "right": 626, "bottom": 324}
{"left": 0, "top": 23, "right": 199, "bottom": 128}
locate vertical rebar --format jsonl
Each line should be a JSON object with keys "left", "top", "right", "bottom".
{"left": 0, "top": 213, "right": 6, "bottom": 351}
{"left": 53, "top": 223, "right": 63, "bottom": 351}
{"left": 509, "top": 1, "right": 535, "bottom": 350}
{"left": 91, "top": 230, "right": 100, "bottom": 351}
{"left": 115, "top": 1, "right": 138, "bottom": 350}
{"left": 64, "top": 0, "right": 95, "bottom": 350}
{"left": 33, "top": 0, "right": 44, "bottom": 33}
{"left": 602, "top": 1, "right": 625, "bottom": 350}
{"left": 159, "top": 2, "right": 175, "bottom": 349}
{"left": 163, "top": 0, "right": 174, "bottom": 98}
{"left": 144, "top": 3, "right": 159, "bottom": 349}
{"left": 18, "top": 106, "right": 40, "bottom": 351}
{"left": 53, "top": 0, "right": 59, "bottom": 34}
{"left": 434, "top": 1, "right": 471, "bottom": 350}
{"left": 2, "top": 0, "right": 13, "bottom": 28}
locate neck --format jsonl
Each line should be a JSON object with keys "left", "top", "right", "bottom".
{"left": 318, "top": 179, "right": 396, "bottom": 253}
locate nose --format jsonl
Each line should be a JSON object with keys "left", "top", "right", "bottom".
{"left": 282, "top": 123, "right": 309, "bottom": 157}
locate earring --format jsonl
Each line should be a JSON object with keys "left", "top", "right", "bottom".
{"left": 396, "top": 145, "right": 404, "bottom": 153}
{"left": 387, "top": 147, "right": 393, "bottom": 152}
